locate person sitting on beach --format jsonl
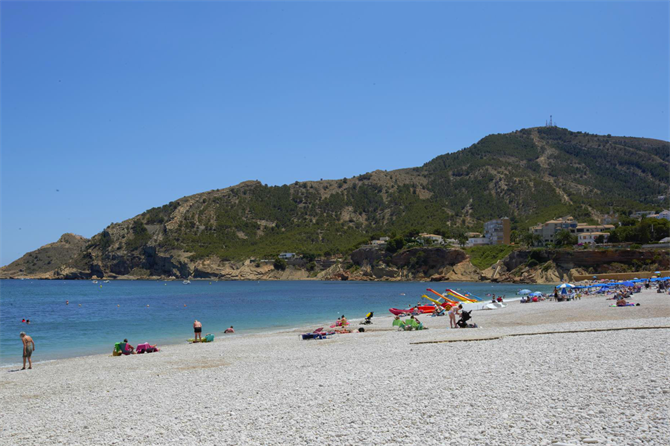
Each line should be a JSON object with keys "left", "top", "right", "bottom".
{"left": 224, "top": 326, "right": 235, "bottom": 334}
{"left": 616, "top": 296, "right": 628, "bottom": 307}
{"left": 122, "top": 339, "right": 135, "bottom": 355}
{"left": 193, "top": 320, "right": 202, "bottom": 342}
{"left": 340, "top": 315, "right": 348, "bottom": 326}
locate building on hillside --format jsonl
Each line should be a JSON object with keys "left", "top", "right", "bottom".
{"left": 654, "top": 210, "right": 670, "bottom": 221}
{"left": 573, "top": 223, "right": 615, "bottom": 234}
{"left": 379, "top": 236, "right": 390, "bottom": 242}
{"left": 530, "top": 217, "right": 578, "bottom": 245}
{"left": 465, "top": 237, "right": 489, "bottom": 247}
{"left": 278, "top": 252, "right": 295, "bottom": 260}
{"left": 484, "top": 218, "right": 511, "bottom": 245}
{"left": 631, "top": 211, "right": 655, "bottom": 219}
{"left": 444, "top": 238, "right": 459, "bottom": 246}
{"left": 600, "top": 214, "right": 619, "bottom": 225}
{"left": 578, "top": 232, "right": 610, "bottom": 245}
{"left": 418, "top": 233, "right": 445, "bottom": 245}
{"left": 370, "top": 239, "right": 388, "bottom": 248}
{"left": 465, "top": 232, "right": 482, "bottom": 238}
{"left": 531, "top": 216, "right": 614, "bottom": 245}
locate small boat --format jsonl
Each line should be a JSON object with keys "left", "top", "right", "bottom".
{"left": 92, "top": 280, "right": 98, "bottom": 284}
{"left": 182, "top": 280, "right": 191, "bottom": 285}
{"left": 103, "top": 280, "right": 110, "bottom": 283}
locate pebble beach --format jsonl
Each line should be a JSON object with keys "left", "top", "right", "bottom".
{"left": 1, "top": 289, "right": 669, "bottom": 446}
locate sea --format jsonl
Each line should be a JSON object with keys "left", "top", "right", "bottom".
{"left": 0, "top": 280, "right": 556, "bottom": 366}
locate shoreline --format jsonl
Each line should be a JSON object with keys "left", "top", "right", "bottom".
{"left": 2, "top": 289, "right": 668, "bottom": 445}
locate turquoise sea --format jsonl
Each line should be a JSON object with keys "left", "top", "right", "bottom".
{"left": 0, "top": 280, "right": 556, "bottom": 366}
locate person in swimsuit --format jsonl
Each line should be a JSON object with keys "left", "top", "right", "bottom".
{"left": 20, "top": 332, "right": 35, "bottom": 370}
{"left": 193, "top": 320, "right": 202, "bottom": 341}
{"left": 224, "top": 326, "right": 234, "bottom": 334}
{"left": 448, "top": 304, "right": 462, "bottom": 328}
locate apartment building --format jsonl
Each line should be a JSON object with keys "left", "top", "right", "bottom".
{"left": 484, "top": 218, "right": 511, "bottom": 245}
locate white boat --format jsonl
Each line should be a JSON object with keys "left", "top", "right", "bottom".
{"left": 183, "top": 280, "right": 191, "bottom": 285}
{"left": 92, "top": 280, "right": 98, "bottom": 284}
{"left": 103, "top": 280, "right": 110, "bottom": 283}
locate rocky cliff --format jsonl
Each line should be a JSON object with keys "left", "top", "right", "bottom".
{"left": 0, "top": 234, "right": 89, "bottom": 279}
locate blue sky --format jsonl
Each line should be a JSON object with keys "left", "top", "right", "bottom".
{"left": 1, "top": 1, "right": 668, "bottom": 266}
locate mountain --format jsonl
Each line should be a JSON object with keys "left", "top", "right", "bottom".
{"left": 0, "top": 233, "right": 89, "bottom": 278}
{"left": 2, "top": 126, "right": 668, "bottom": 280}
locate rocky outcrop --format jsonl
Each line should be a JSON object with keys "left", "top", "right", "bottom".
{"left": 0, "top": 234, "right": 89, "bottom": 279}
{"left": 445, "top": 261, "right": 482, "bottom": 282}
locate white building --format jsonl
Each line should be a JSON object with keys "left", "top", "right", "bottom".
{"left": 418, "top": 233, "right": 444, "bottom": 245}
{"left": 631, "top": 211, "right": 655, "bottom": 219}
{"left": 578, "top": 232, "right": 609, "bottom": 245}
{"left": 278, "top": 252, "right": 295, "bottom": 259}
{"left": 465, "top": 237, "right": 489, "bottom": 247}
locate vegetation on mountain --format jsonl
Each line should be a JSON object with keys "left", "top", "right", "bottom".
{"left": 607, "top": 218, "right": 670, "bottom": 244}
{"left": 465, "top": 244, "right": 515, "bottom": 270}
{"left": 2, "top": 127, "right": 668, "bottom": 280}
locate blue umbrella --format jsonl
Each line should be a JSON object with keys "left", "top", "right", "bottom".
{"left": 529, "top": 292, "right": 543, "bottom": 297}
{"left": 518, "top": 289, "right": 531, "bottom": 295}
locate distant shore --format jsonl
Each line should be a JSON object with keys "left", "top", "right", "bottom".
{"left": 1, "top": 288, "right": 668, "bottom": 445}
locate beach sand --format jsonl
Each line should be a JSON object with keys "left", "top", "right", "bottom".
{"left": 1, "top": 289, "right": 668, "bottom": 445}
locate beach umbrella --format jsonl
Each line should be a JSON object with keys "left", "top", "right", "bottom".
{"left": 518, "top": 289, "right": 531, "bottom": 295}
{"left": 529, "top": 291, "right": 543, "bottom": 297}
{"left": 557, "top": 283, "right": 575, "bottom": 289}
{"left": 622, "top": 281, "right": 634, "bottom": 287}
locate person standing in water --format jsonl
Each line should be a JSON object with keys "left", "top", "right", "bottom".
{"left": 20, "top": 332, "right": 35, "bottom": 370}
{"left": 193, "top": 320, "right": 202, "bottom": 341}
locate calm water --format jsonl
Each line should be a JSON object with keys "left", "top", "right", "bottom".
{"left": 0, "top": 280, "right": 555, "bottom": 366}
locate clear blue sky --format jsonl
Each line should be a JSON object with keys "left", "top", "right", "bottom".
{"left": 1, "top": 1, "right": 668, "bottom": 266}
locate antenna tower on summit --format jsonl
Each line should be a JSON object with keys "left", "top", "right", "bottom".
{"left": 545, "top": 115, "right": 556, "bottom": 127}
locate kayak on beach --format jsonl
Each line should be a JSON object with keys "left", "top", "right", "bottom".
{"left": 389, "top": 306, "right": 436, "bottom": 316}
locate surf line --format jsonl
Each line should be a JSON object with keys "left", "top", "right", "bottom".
{"left": 410, "top": 325, "right": 670, "bottom": 345}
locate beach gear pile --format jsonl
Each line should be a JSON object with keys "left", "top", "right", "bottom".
{"left": 188, "top": 333, "right": 215, "bottom": 343}
{"left": 300, "top": 327, "right": 335, "bottom": 340}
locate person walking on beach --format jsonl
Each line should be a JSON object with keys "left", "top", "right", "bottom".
{"left": 193, "top": 319, "right": 202, "bottom": 341}
{"left": 20, "top": 332, "right": 35, "bottom": 370}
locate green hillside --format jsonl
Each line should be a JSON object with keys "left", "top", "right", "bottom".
{"left": 5, "top": 126, "right": 667, "bottom": 279}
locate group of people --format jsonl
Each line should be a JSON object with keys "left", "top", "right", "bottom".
{"left": 392, "top": 303, "right": 471, "bottom": 330}
{"left": 113, "top": 339, "right": 160, "bottom": 355}
{"left": 192, "top": 320, "right": 235, "bottom": 341}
